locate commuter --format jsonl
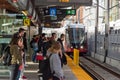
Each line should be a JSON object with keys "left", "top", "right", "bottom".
{"left": 47, "top": 33, "right": 57, "bottom": 49}
{"left": 17, "top": 28, "right": 25, "bottom": 38}
{"left": 23, "top": 32, "right": 28, "bottom": 66}
{"left": 51, "top": 33, "right": 57, "bottom": 41}
{"left": 13, "top": 28, "right": 27, "bottom": 79}
{"left": 38, "top": 33, "right": 46, "bottom": 55}
{"left": 37, "top": 33, "right": 47, "bottom": 73}
{"left": 30, "top": 35, "right": 39, "bottom": 62}
{"left": 13, "top": 28, "right": 26, "bottom": 63}
{"left": 42, "top": 37, "right": 49, "bottom": 56}
{"left": 13, "top": 28, "right": 25, "bottom": 39}
{"left": 38, "top": 33, "right": 48, "bottom": 56}
{"left": 47, "top": 41, "right": 64, "bottom": 80}
{"left": 9, "top": 37, "right": 23, "bottom": 80}
{"left": 57, "top": 34, "right": 67, "bottom": 67}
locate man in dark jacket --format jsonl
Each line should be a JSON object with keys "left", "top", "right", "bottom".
{"left": 37, "top": 33, "right": 47, "bottom": 73}
{"left": 57, "top": 34, "right": 67, "bottom": 67}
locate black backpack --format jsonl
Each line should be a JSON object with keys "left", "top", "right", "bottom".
{"left": 40, "top": 54, "right": 53, "bottom": 80}
{"left": 2, "top": 45, "right": 12, "bottom": 66}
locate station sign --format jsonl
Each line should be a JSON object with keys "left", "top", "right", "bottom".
{"left": 66, "top": 9, "right": 76, "bottom": 15}
{"left": 23, "top": 19, "right": 30, "bottom": 26}
{"left": 44, "top": 8, "right": 76, "bottom": 15}
{"left": 16, "top": 15, "right": 27, "bottom": 19}
{"left": 49, "top": 8, "right": 57, "bottom": 16}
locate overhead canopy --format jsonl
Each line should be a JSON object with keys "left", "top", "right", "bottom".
{"left": 34, "top": 0, "right": 92, "bottom": 27}
{"left": 0, "top": 0, "right": 18, "bottom": 12}
{"left": 7, "top": 0, "right": 39, "bottom": 23}
{"left": 5, "top": 0, "right": 93, "bottom": 27}
{"left": 7, "top": 0, "right": 28, "bottom": 10}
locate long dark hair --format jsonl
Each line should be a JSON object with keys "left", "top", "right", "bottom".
{"left": 10, "top": 37, "right": 22, "bottom": 45}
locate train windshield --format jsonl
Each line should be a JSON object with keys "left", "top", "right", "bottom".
{"left": 66, "top": 28, "right": 85, "bottom": 44}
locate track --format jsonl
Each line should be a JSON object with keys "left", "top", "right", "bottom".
{"left": 80, "top": 56, "right": 120, "bottom": 80}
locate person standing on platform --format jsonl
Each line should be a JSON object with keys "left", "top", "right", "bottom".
{"left": 23, "top": 32, "right": 28, "bottom": 66}
{"left": 57, "top": 34, "right": 67, "bottom": 67}
{"left": 47, "top": 41, "right": 64, "bottom": 80}
{"left": 37, "top": 33, "right": 47, "bottom": 73}
{"left": 14, "top": 28, "right": 27, "bottom": 79}
{"left": 9, "top": 37, "right": 23, "bottom": 80}
{"left": 47, "top": 33, "right": 57, "bottom": 49}
{"left": 30, "top": 35, "right": 39, "bottom": 62}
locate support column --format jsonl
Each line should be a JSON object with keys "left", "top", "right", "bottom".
{"left": 104, "top": 0, "right": 109, "bottom": 63}
{"left": 95, "top": 0, "right": 99, "bottom": 55}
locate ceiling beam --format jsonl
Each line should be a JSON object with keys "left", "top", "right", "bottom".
{"left": 0, "top": 0, "right": 18, "bottom": 12}
{"left": 0, "top": 5, "right": 18, "bottom": 12}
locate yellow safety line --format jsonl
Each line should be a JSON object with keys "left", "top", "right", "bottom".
{"left": 66, "top": 55, "right": 93, "bottom": 80}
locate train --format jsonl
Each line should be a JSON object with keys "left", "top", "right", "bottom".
{"left": 64, "top": 23, "right": 88, "bottom": 54}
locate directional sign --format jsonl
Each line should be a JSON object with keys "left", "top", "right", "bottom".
{"left": 49, "top": 8, "right": 57, "bottom": 16}
{"left": 44, "top": 9, "right": 76, "bottom": 15}
{"left": 66, "top": 9, "right": 76, "bottom": 15}
{"left": 24, "top": 19, "right": 30, "bottom": 26}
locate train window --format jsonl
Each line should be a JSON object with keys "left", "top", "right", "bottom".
{"left": 66, "top": 28, "right": 84, "bottom": 43}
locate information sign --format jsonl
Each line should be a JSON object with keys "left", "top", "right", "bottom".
{"left": 66, "top": 9, "right": 76, "bottom": 15}
{"left": 24, "top": 19, "right": 30, "bottom": 26}
{"left": 49, "top": 8, "right": 57, "bottom": 16}
{"left": 44, "top": 8, "right": 76, "bottom": 15}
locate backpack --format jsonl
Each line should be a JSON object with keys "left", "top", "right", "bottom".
{"left": 30, "top": 39, "right": 34, "bottom": 48}
{"left": 40, "top": 54, "right": 53, "bottom": 80}
{"left": 2, "top": 45, "right": 12, "bottom": 66}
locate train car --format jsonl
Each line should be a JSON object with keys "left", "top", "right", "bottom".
{"left": 64, "top": 23, "right": 88, "bottom": 54}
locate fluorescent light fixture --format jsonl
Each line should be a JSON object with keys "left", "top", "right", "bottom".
{"left": 2, "top": 23, "right": 12, "bottom": 26}
{"left": 61, "top": 7, "right": 72, "bottom": 9}
{"left": 22, "top": 11, "right": 28, "bottom": 16}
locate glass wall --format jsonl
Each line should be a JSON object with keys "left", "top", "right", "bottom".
{"left": 109, "top": 0, "right": 119, "bottom": 21}
{"left": 0, "top": 9, "right": 24, "bottom": 56}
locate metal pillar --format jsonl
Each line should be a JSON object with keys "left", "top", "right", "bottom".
{"left": 95, "top": 0, "right": 99, "bottom": 55}
{"left": 104, "top": 0, "right": 109, "bottom": 63}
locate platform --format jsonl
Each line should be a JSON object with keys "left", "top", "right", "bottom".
{"left": 0, "top": 55, "right": 93, "bottom": 80}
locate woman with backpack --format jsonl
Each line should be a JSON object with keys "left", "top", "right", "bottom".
{"left": 47, "top": 41, "right": 64, "bottom": 80}
{"left": 9, "top": 37, "right": 23, "bottom": 80}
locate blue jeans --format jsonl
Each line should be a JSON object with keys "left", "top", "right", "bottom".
{"left": 9, "top": 64, "right": 20, "bottom": 80}
{"left": 32, "top": 49, "right": 38, "bottom": 62}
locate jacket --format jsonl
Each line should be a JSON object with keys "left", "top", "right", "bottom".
{"left": 10, "top": 45, "right": 22, "bottom": 65}
{"left": 49, "top": 53, "right": 64, "bottom": 79}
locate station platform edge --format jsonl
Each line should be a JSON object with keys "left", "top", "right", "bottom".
{"left": 66, "top": 55, "right": 93, "bottom": 80}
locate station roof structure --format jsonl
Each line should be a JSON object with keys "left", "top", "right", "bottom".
{"left": 1, "top": 0, "right": 92, "bottom": 27}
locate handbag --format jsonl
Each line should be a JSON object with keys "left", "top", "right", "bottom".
{"left": 36, "top": 53, "right": 44, "bottom": 60}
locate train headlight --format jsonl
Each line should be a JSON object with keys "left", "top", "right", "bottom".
{"left": 80, "top": 46, "right": 84, "bottom": 49}
{"left": 71, "top": 46, "right": 73, "bottom": 48}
